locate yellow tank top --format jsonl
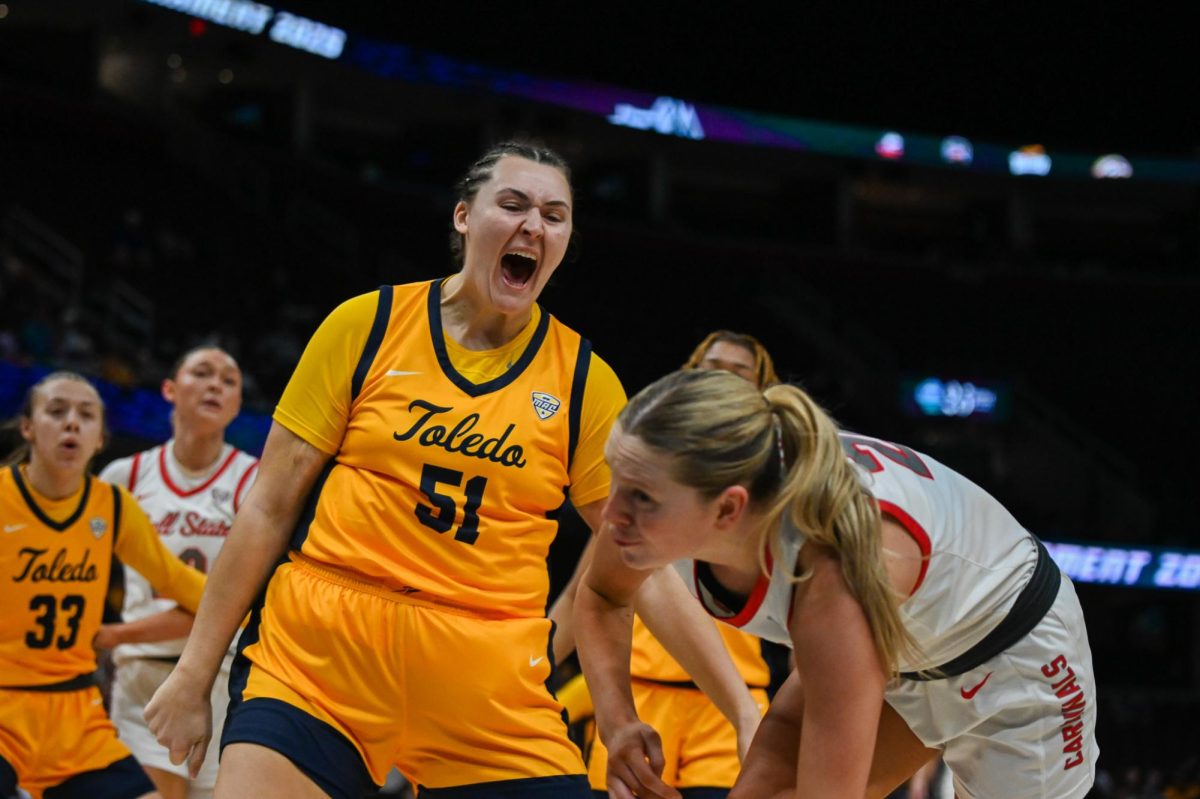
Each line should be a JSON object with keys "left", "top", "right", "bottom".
{"left": 275, "top": 280, "right": 623, "bottom": 617}
{"left": 0, "top": 465, "right": 204, "bottom": 686}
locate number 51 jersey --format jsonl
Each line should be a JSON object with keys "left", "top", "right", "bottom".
{"left": 273, "top": 280, "right": 623, "bottom": 619}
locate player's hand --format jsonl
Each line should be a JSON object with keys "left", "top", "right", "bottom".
{"left": 92, "top": 623, "right": 123, "bottom": 651}
{"left": 604, "top": 721, "right": 680, "bottom": 799}
{"left": 145, "top": 667, "right": 212, "bottom": 778}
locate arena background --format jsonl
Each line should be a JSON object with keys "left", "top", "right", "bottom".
{"left": 2, "top": 3, "right": 1197, "bottom": 795}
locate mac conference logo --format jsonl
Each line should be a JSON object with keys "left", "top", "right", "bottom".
{"left": 531, "top": 392, "right": 561, "bottom": 420}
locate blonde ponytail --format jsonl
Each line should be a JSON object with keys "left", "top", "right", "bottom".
{"left": 765, "top": 385, "right": 918, "bottom": 674}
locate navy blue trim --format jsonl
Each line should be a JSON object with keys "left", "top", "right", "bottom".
{"left": 566, "top": 337, "right": 592, "bottom": 473}
{"left": 110, "top": 483, "right": 122, "bottom": 547}
{"left": 44, "top": 754, "right": 156, "bottom": 799}
{"left": 11, "top": 464, "right": 91, "bottom": 531}
{"left": 222, "top": 697, "right": 374, "bottom": 799}
{"left": 289, "top": 460, "right": 335, "bottom": 551}
{"left": 1, "top": 672, "right": 98, "bottom": 691}
{"left": 350, "top": 285, "right": 393, "bottom": 402}
{"left": 0, "top": 752, "right": 17, "bottom": 798}
{"left": 680, "top": 789, "right": 732, "bottom": 798}
{"left": 418, "top": 774, "right": 590, "bottom": 798}
{"left": 426, "top": 279, "right": 552, "bottom": 398}
{"left": 901, "top": 537, "right": 1061, "bottom": 680}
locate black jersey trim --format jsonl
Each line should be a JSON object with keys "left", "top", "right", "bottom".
{"left": 351, "top": 285, "right": 394, "bottom": 402}
{"left": 566, "top": 337, "right": 592, "bottom": 473}
{"left": 426, "top": 280, "right": 552, "bottom": 398}
{"left": 11, "top": 464, "right": 92, "bottom": 532}
{"left": 288, "top": 460, "right": 336, "bottom": 552}
{"left": 110, "top": 484, "right": 122, "bottom": 548}
{"left": 901, "top": 536, "right": 1061, "bottom": 681}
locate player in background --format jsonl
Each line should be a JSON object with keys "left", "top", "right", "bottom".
{"left": 1, "top": 371, "right": 206, "bottom": 799}
{"left": 144, "top": 142, "right": 753, "bottom": 799}
{"left": 97, "top": 347, "right": 257, "bottom": 799}
{"left": 576, "top": 369, "right": 1098, "bottom": 799}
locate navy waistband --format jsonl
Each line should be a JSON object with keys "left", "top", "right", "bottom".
{"left": 901, "top": 537, "right": 1061, "bottom": 681}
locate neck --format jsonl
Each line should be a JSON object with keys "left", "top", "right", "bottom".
{"left": 705, "top": 515, "right": 772, "bottom": 596}
{"left": 440, "top": 273, "right": 532, "bottom": 350}
{"left": 23, "top": 460, "right": 84, "bottom": 501}
{"left": 171, "top": 427, "right": 226, "bottom": 474}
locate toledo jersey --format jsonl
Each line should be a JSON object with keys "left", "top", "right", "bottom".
{"left": 0, "top": 466, "right": 205, "bottom": 686}
{"left": 100, "top": 443, "right": 258, "bottom": 660}
{"left": 277, "top": 281, "right": 597, "bottom": 617}
{"left": 682, "top": 433, "right": 1039, "bottom": 674}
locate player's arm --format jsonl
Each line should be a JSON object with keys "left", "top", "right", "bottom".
{"left": 729, "top": 669, "right": 802, "bottom": 798}
{"left": 547, "top": 502, "right": 601, "bottom": 663}
{"left": 95, "top": 608, "right": 194, "bottom": 649}
{"left": 633, "top": 566, "right": 763, "bottom": 761}
{"left": 146, "top": 423, "right": 330, "bottom": 775}
{"left": 789, "top": 544, "right": 887, "bottom": 797}
{"left": 575, "top": 525, "right": 677, "bottom": 799}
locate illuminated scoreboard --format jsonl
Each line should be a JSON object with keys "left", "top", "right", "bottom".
{"left": 1045, "top": 541, "right": 1200, "bottom": 591}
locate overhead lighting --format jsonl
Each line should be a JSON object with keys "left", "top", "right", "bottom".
{"left": 875, "top": 131, "right": 905, "bottom": 160}
{"left": 1008, "top": 144, "right": 1052, "bottom": 176}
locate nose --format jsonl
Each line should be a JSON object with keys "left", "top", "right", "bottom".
{"left": 602, "top": 494, "right": 631, "bottom": 528}
{"left": 521, "top": 208, "right": 545, "bottom": 238}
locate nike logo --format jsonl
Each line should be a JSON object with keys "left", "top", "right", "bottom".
{"left": 386, "top": 370, "right": 422, "bottom": 377}
{"left": 529, "top": 656, "right": 544, "bottom": 668}
{"left": 4, "top": 523, "right": 26, "bottom": 534}
{"left": 960, "top": 671, "right": 994, "bottom": 700}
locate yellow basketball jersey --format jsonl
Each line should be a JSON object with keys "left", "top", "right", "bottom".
{"left": 1, "top": 465, "right": 205, "bottom": 687}
{"left": 630, "top": 616, "right": 771, "bottom": 688}
{"left": 280, "top": 280, "right": 604, "bottom": 618}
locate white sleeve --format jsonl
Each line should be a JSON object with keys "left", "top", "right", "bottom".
{"left": 98, "top": 455, "right": 134, "bottom": 489}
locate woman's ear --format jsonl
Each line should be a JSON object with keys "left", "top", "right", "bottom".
{"left": 714, "top": 485, "right": 750, "bottom": 529}
{"left": 453, "top": 201, "right": 470, "bottom": 235}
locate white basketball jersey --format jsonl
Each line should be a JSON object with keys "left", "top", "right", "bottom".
{"left": 678, "top": 433, "right": 1038, "bottom": 674}
{"left": 99, "top": 441, "right": 258, "bottom": 661}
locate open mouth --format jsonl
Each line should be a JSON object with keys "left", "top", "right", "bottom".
{"left": 500, "top": 251, "right": 537, "bottom": 289}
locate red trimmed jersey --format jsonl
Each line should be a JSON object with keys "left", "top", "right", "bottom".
{"left": 677, "top": 433, "right": 1040, "bottom": 674}
{"left": 99, "top": 442, "right": 258, "bottom": 660}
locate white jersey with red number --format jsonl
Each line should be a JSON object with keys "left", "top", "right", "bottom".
{"left": 678, "top": 432, "right": 1039, "bottom": 674}
{"left": 99, "top": 441, "right": 258, "bottom": 661}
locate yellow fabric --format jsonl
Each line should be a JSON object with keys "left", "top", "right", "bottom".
{"left": 240, "top": 557, "right": 585, "bottom": 787}
{"left": 585, "top": 680, "right": 769, "bottom": 791}
{"left": 556, "top": 671, "right": 594, "bottom": 723}
{"left": 630, "top": 616, "right": 771, "bottom": 688}
{"left": 0, "top": 468, "right": 204, "bottom": 686}
{"left": 273, "top": 280, "right": 625, "bottom": 615}
{"left": 0, "top": 686, "right": 134, "bottom": 799}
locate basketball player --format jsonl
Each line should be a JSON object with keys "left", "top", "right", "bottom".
{"left": 576, "top": 370, "right": 1098, "bottom": 798}
{"left": 1, "top": 372, "right": 206, "bottom": 799}
{"left": 566, "top": 331, "right": 782, "bottom": 798}
{"left": 97, "top": 347, "right": 257, "bottom": 799}
{"left": 145, "top": 142, "right": 749, "bottom": 799}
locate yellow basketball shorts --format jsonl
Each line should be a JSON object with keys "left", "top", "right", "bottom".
{"left": 223, "top": 554, "right": 587, "bottom": 798}
{"left": 585, "top": 679, "right": 768, "bottom": 792}
{"left": 0, "top": 685, "right": 154, "bottom": 799}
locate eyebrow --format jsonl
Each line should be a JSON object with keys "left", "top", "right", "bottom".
{"left": 498, "top": 187, "right": 571, "bottom": 210}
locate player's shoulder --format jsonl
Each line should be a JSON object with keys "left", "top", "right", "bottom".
{"left": 97, "top": 446, "right": 158, "bottom": 488}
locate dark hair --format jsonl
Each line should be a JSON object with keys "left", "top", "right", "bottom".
{"left": 1, "top": 371, "right": 108, "bottom": 467}
{"left": 449, "top": 141, "right": 574, "bottom": 268}
{"left": 683, "top": 330, "right": 781, "bottom": 390}
{"left": 169, "top": 343, "right": 238, "bottom": 380}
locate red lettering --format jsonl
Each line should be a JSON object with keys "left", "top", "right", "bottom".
{"left": 1051, "top": 667, "right": 1076, "bottom": 690}
{"left": 1063, "top": 736, "right": 1083, "bottom": 754}
{"left": 1065, "top": 752, "right": 1084, "bottom": 770}
{"left": 1061, "top": 722, "right": 1082, "bottom": 742}
{"left": 1061, "top": 692, "right": 1086, "bottom": 714}
{"left": 154, "top": 511, "right": 179, "bottom": 537}
{"left": 1054, "top": 677, "right": 1081, "bottom": 699}
{"left": 180, "top": 511, "right": 231, "bottom": 538}
{"left": 1041, "top": 654, "right": 1068, "bottom": 677}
